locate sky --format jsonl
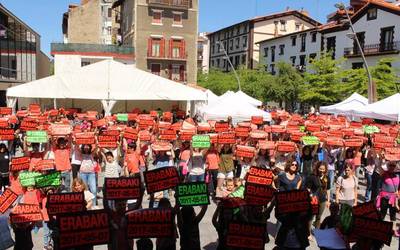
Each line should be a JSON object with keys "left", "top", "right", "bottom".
{"left": 0, "top": 0, "right": 349, "bottom": 57}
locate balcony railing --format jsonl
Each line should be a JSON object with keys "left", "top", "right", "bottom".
{"left": 51, "top": 43, "right": 135, "bottom": 56}
{"left": 147, "top": 0, "right": 191, "bottom": 8}
{"left": 344, "top": 41, "right": 400, "bottom": 57}
{"left": 147, "top": 51, "right": 187, "bottom": 60}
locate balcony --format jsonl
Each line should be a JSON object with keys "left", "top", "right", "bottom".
{"left": 147, "top": 51, "right": 188, "bottom": 61}
{"left": 147, "top": 0, "right": 191, "bottom": 9}
{"left": 344, "top": 41, "right": 400, "bottom": 57}
{"left": 51, "top": 43, "right": 135, "bottom": 59}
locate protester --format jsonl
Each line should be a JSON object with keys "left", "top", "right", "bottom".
{"left": 78, "top": 144, "right": 97, "bottom": 205}
{"left": 187, "top": 147, "right": 206, "bottom": 182}
{"left": 217, "top": 144, "right": 234, "bottom": 191}
{"left": 177, "top": 205, "right": 207, "bottom": 250}
{"left": 0, "top": 143, "right": 10, "bottom": 191}
{"left": 335, "top": 163, "right": 358, "bottom": 207}
{"left": 276, "top": 160, "right": 302, "bottom": 191}
{"left": 71, "top": 178, "right": 94, "bottom": 209}
{"left": 52, "top": 137, "right": 72, "bottom": 192}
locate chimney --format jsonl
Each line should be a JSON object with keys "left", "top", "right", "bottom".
{"left": 350, "top": 0, "right": 368, "bottom": 12}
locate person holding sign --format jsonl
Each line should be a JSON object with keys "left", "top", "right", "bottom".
{"left": 52, "top": 137, "right": 72, "bottom": 192}
{"left": 79, "top": 144, "right": 98, "bottom": 206}
{"left": 72, "top": 178, "right": 94, "bottom": 210}
{"left": 177, "top": 205, "right": 208, "bottom": 250}
{"left": 276, "top": 160, "right": 302, "bottom": 192}
{"left": 187, "top": 147, "right": 207, "bottom": 183}
{"left": 205, "top": 144, "right": 219, "bottom": 196}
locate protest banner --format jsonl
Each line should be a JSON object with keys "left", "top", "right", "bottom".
{"left": 244, "top": 182, "right": 275, "bottom": 206}
{"left": 0, "top": 118, "right": 8, "bottom": 128}
{"left": 10, "top": 156, "right": 30, "bottom": 172}
{"left": 179, "top": 130, "right": 195, "bottom": 141}
{"left": 49, "top": 124, "right": 72, "bottom": 136}
{"left": 34, "top": 171, "right": 61, "bottom": 188}
{"left": 97, "top": 135, "right": 118, "bottom": 148}
{"left": 235, "top": 145, "right": 256, "bottom": 158}
{"left": 58, "top": 210, "right": 110, "bottom": 249}
{"left": 276, "top": 141, "right": 296, "bottom": 152}
{"left": 250, "top": 130, "right": 268, "bottom": 139}
{"left": 159, "top": 129, "right": 177, "bottom": 141}
{"left": 258, "top": 140, "right": 275, "bottom": 150}
{"left": 103, "top": 177, "right": 141, "bottom": 200}
{"left": 0, "top": 128, "right": 14, "bottom": 140}
{"left": 251, "top": 116, "right": 264, "bottom": 125}
{"left": 126, "top": 208, "right": 174, "bottom": 238}
{"left": 192, "top": 135, "right": 211, "bottom": 148}
{"left": 20, "top": 120, "right": 38, "bottom": 131}
{"left": 10, "top": 204, "right": 43, "bottom": 224}
{"left": 226, "top": 222, "right": 266, "bottom": 250}
{"left": 235, "top": 127, "right": 250, "bottom": 137}
{"left": 19, "top": 171, "right": 41, "bottom": 187}
{"left": 0, "top": 188, "right": 18, "bottom": 214}
{"left": 218, "top": 132, "right": 235, "bottom": 144}
{"left": 301, "top": 136, "right": 320, "bottom": 145}
{"left": 0, "top": 107, "right": 12, "bottom": 115}
{"left": 47, "top": 192, "right": 85, "bottom": 215}
{"left": 123, "top": 127, "right": 138, "bottom": 140}
{"left": 214, "top": 122, "right": 229, "bottom": 133}
{"left": 246, "top": 167, "right": 274, "bottom": 186}
{"left": 151, "top": 141, "right": 172, "bottom": 151}
{"left": 144, "top": 167, "right": 179, "bottom": 194}
{"left": 275, "top": 190, "right": 311, "bottom": 216}
{"left": 176, "top": 182, "right": 210, "bottom": 206}
{"left": 34, "top": 159, "right": 55, "bottom": 171}
{"left": 344, "top": 138, "right": 363, "bottom": 147}
{"left": 75, "top": 132, "right": 96, "bottom": 145}
{"left": 352, "top": 216, "right": 393, "bottom": 246}
{"left": 26, "top": 130, "right": 48, "bottom": 143}
{"left": 326, "top": 137, "right": 344, "bottom": 147}
{"left": 352, "top": 201, "right": 380, "bottom": 220}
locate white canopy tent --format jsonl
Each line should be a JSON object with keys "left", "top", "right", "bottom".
{"left": 320, "top": 93, "right": 368, "bottom": 115}
{"left": 351, "top": 93, "right": 400, "bottom": 122}
{"left": 235, "top": 90, "right": 263, "bottom": 107}
{"left": 7, "top": 60, "right": 206, "bottom": 115}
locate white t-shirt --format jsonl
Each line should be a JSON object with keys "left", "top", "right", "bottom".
{"left": 104, "top": 160, "right": 122, "bottom": 178}
{"left": 84, "top": 190, "right": 95, "bottom": 207}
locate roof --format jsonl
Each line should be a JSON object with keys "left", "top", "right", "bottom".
{"left": 351, "top": 0, "right": 400, "bottom": 23}
{"left": 207, "top": 10, "right": 321, "bottom": 36}
{"left": 255, "top": 27, "right": 318, "bottom": 44}
{"left": 0, "top": 4, "right": 40, "bottom": 37}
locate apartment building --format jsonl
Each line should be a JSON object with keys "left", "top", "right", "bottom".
{"left": 259, "top": 0, "right": 400, "bottom": 73}
{"left": 113, "top": 0, "right": 198, "bottom": 84}
{"left": 197, "top": 32, "right": 209, "bottom": 73}
{"left": 207, "top": 10, "right": 321, "bottom": 72}
{"left": 0, "top": 4, "right": 51, "bottom": 106}
{"left": 53, "top": 0, "right": 134, "bottom": 75}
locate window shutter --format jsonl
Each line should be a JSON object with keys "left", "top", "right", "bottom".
{"left": 160, "top": 38, "right": 165, "bottom": 57}
{"left": 168, "top": 64, "right": 172, "bottom": 79}
{"left": 181, "top": 40, "right": 185, "bottom": 58}
{"left": 148, "top": 38, "right": 152, "bottom": 57}
{"left": 169, "top": 39, "right": 173, "bottom": 58}
{"left": 179, "top": 65, "right": 185, "bottom": 81}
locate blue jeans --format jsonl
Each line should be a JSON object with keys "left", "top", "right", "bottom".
{"left": 43, "top": 221, "right": 52, "bottom": 247}
{"left": 328, "top": 170, "right": 335, "bottom": 200}
{"left": 188, "top": 174, "right": 205, "bottom": 182}
{"left": 61, "top": 171, "right": 71, "bottom": 192}
{"left": 80, "top": 172, "right": 97, "bottom": 205}
{"left": 365, "top": 171, "right": 372, "bottom": 202}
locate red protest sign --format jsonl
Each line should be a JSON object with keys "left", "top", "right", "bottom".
{"left": 246, "top": 167, "right": 274, "bottom": 186}
{"left": 138, "top": 130, "right": 151, "bottom": 141}
{"left": 218, "top": 132, "right": 235, "bottom": 144}
{"left": 47, "top": 192, "right": 85, "bottom": 215}
{"left": 10, "top": 156, "right": 30, "bottom": 172}
{"left": 29, "top": 104, "right": 41, "bottom": 113}
{"left": 290, "top": 132, "right": 306, "bottom": 142}
{"left": 58, "top": 210, "right": 110, "bottom": 249}
{"left": 352, "top": 216, "right": 393, "bottom": 246}
{"left": 159, "top": 129, "right": 177, "bottom": 141}
{"left": 250, "top": 130, "right": 268, "bottom": 139}
{"left": 0, "top": 118, "right": 8, "bottom": 128}
{"left": 0, "top": 107, "right": 12, "bottom": 115}
{"left": 0, "top": 128, "right": 14, "bottom": 140}
{"left": 271, "top": 125, "right": 286, "bottom": 133}
{"left": 126, "top": 208, "right": 174, "bottom": 239}
{"left": 179, "top": 129, "right": 196, "bottom": 141}
{"left": 226, "top": 222, "right": 266, "bottom": 250}
{"left": 214, "top": 122, "right": 229, "bottom": 133}
{"left": 306, "top": 124, "right": 321, "bottom": 132}
{"left": 97, "top": 134, "right": 118, "bottom": 148}
{"left": 144, "top": 167, "right": 179, "bottom": 194}
{"left": 235, "top": 127, "right": 250, "bottom": 137}
{"left": 244, "top": 183, "right": 275, "bottom": 206}
{"left": 326, "top": 137, "right": 344, "bottom": 147}
{"left": 34, "top": 159, "right": 55, "bottom": 171}
{"left": 258, "top": 140, "right": 275, "bottom": 150}
{"left": 251, "top": 116, "right": 264, "bottom": 125}
{"left": 344, "top": 138, "right": 363, "bottom": 147}
{"left": 75, "top": 132, "right": 96, "bottom": 145}
{"left": 352, "top": 201, "right": 380, "bottom": 220}
{"left": 123, "top": 127, "right": 138, "bottom": 140}
{"left": 197, "top": 123, "right": 211, "bottom": 132}
{"left": 276, "top": 141, "right": 296, "bottom": 152}
{"left": 20, "top": 120, "right": 38, "bottom": 131}
{"left": 49, "top": 124, "right": 72, "bottom": 136}
{"left": 0, "top": 188, "right": 18, "bottom": 213}
{"left": 275, "top": 190, "right": 311, "bottom": 216}
{"left": 235, "top": 145, "right": 255, "bottom": 158}
{"left": 103, "top": 177, "right": 141, "bottom": 200}
{"left": 10, "top": 203, "right": 43, "bottom": 224}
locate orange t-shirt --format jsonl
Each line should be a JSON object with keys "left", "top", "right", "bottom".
{"left": 54, "top": 148, "right": 71, "bottom": 171}
{"left": 23, "top": 190, "right": 39, "bottom": 205}
{"left": 206, "top": 151, "right": 220, "bottom": 170}
{"left": 9, "top": 175, "right": 23, "bottom": 195}
{"left": 125, "top": 151, "right": 143, "bottom": 174}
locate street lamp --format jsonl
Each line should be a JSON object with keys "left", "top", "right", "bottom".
{"left": 335, "top": 2, "right": 376, "bottom": 103}
{"left": 216, "top": 41, "right": 242, "bottom": 91}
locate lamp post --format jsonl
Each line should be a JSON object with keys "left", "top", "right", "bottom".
{"left": 335, "top": 2, "right": 376, "bottom": 103}
{"left": 216, "top": 41, "right": 242, "bottom": 91}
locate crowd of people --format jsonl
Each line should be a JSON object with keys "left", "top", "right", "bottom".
{"left": 0, "top": 105, "right": 399, "bottom": 250}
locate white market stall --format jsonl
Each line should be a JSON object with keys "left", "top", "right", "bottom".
{"left": 351, "top": 93, "right": 400, "bottom": 122}
{"left": 235, "top": 90, "right": 262, "bottom": 107}
{"left": 6, "top": 60, "right": 206, "bottom": 114}
{"left": 320, "top": 93, "right": 368, "bottom": 116}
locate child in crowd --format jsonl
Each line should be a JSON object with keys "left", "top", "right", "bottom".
{"left": 221, "top": 178, "right": 235, "bottom": 197}
{"left": 101, "top": 151, "right": 123, "bottom": 178}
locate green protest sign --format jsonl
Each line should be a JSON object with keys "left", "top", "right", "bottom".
{"left": 177, "top": 182, "right": 210, "bottom": 206}
{"left": 26, "top": 130, "right": 48, "bottom": 143}
{"left": 363, "top": 125, "right": 380, "bottom": 134}
{"left": 34, "top": 171, "right": 61, "bottom": 188}
{"left": 191, "top": 135, "right": 211, "bottom": 148}
{"left": 19, "top": 171, "right": 41, "bottom": 187}
{"left": 299, "top": 126, "right": 305, "bottom": 132}
{"left": 301, "top": 136, "right": 320, "bottom": 145}
{"left": 117, "top": 114, "right": 128, "bottom": 122}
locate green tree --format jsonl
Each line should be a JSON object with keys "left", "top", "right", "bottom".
{"left": 300, "top": 53, "right": 344, "bottom": 106}
{"left": 237, "top": 65, "right": 274, "bottom": 102}
{"left": 197, "top": 68, "right": 237, "bottom": 95}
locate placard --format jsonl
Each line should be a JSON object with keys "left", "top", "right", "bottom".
{"left": 352, "top": 201, "right": 380, "bottom": 220}
{"left": 10, "top": 156, "right": 30, "bottom": 172}
{"left": 214, "top": 122, "right": 229, "bottom": 133}
{"left": 271, "top": 125, "right": 286, "bottom": 133}
{"left": 159, "top": 129, "right": 177, "bottom": 141}
{"left": 0, "top": 128, "right": 14, "bottom": 140}
{"left": 75, "top": 132, "right": 96, "bottom": 145}
{"left": 138, "top": 130, "right": 151, "bottom": 141}
{"left": 226, "top": 222, "right": 266, "bottom": 250}
{"left": 123, "top": 127, "right": 138, "bottom": 140}
{"left": 176, "top": 182, "right": 210, "bottom": 206}
{"left": 126, "top": 208, "right": 174, "bottom": 239}
{"left": 352, "top": 216, "right": 393, "bottom": 246}
{"left": 20, "top": 120, "right": 38, "bottom": 131}
{"left": 275, "top": 190, "right": 311, "bottom": 216}
{"left": 192, "top": 135, "right": 211, "bottom": 148}
{"left": 235, "top": 145, "right": 255, "bottom": 158}
{"left": 235, "top": 127, "right": 250, "bottom": 137}
{"left": 103, "top": 177, "right": 141, "bottom": 200}
{"left": 250, "top": 130, "right": 268, "bottom": 139}
{"left": 363, "top": 125, "right": 380, "bottom": 134}
{"left": 97, "top": 135, "right": 118, "bottom": 148}
{"left": 245, "top": 167, "right": 274, "bottom": 186}
{"left": 0, "top": 107, "right": 12, "bottom": 115}
{"left": 34, "top": 159, "right": 55, "bottom": 171}
{"left": 251, "top": 116, "right": 264, "bottom": 125}
{"left": 49, "top": 124, "right": 72, "bottom": 136}
{"left": 47, "top": 192, "right": 85, "bottom": 215}
{"left": 116, "top": 113, "right": 128, "bottom": 122}
{"left": 26, "top": 130, "right": 48, "bottom": 143}
{"left": 218, "top": 132, "right": 235, "bottom": 144}
{"left": 301, "top": 136, "right": 320, "bottom": 145}
{"left": 344, "top": 138, "right": 363, "bottom": 147}
{"left": 244, "top": 182, "right": 275, "bottom": 206}
{"left": 0, "top": 188, "right": 18, "bottom": 213}
{"left": 275, "top": 141, "right": 296, "bottom": 152}
{"left": 10, "top": 204, "right": 43, "bottom": 224}
{"left": 258, "top": 141, "right": 275, "bottom": 150}
{"left": 34, "top": 171, "right": 61, "bottom": 188}
{"left": 144, "top": 167, "right": 179, "bottom": 194}
{"left": 58, "top": 210, "right": 110, "bottom": 249}
{"left": 19, "top": 171, "right": 41, "bottom": 187}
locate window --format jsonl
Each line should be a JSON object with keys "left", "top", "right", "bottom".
{"left": 367, "top": 8, "right": 377, "bottom": 20}
{"left": 236, "top": 26, "right": 240, "bottom": 35}
{"left": 327, "top": 36, "right": 336, "bottom": 58}
{"left": 217, "top": 43, "right": 220, "bottom": 53}
{"left": 271, "top": 46, "right": 275, "bottom": 62}
{"left": 263, "top": 47, "right": 269, "bottom": 57}
{"left": 309, "top": 53, "right": 317, "bottom": 62}
{"left": 223, "top": 41, "right": 227, "bottom": 51}
{"left": 235, "top": 37, "right": 240, "bottom": 49}
{"left": 152, "top": 11, "right": 162, "bottom": 25}
{"left": 212, "top": 45, "right": 215, "bottom": 54}
{"left": 352, "top": 62, "right": 364, "bottom": 69}
{"left": 243, "top": 36, "right": 247, "bottom": 48}
{"left": 211, "top": 60, "right": 215, "bottom": 67}
{"left": 81, "top": 61, "right": 91, "bottom": 67}
{"left": 295, "top": 23, "right": 301, "bottom": 31}
{"left": 354, "top": 32, "right": 365, "bottom": 55}
{"left": 290, "top": 56, "right": 296, "bottom": 66}
{"left": 279, "top": 44, "right": 285, "bottom": 55}
{"left": 270, "top": 64, "right": 276, "bottom": 75}
{"left": 291, "top": 36, "right": 296, "bottom": 46}
{"left": 151, "top": 38, "right": 161, "bottom": 57}
{"left": 311, "top": 32, "right": 317, "bottom": 43}
{"left": 151, "top": 64, "right": 161, "bottom": 75}
{"left": 216, "top": 59, "right": 220, "bottom": 67}
{"left": 299, "top": 55, "right": 306, "bottom": 66}
{"left": 280, "top": 20, "right": 286, "bottom": 31}
{"left": 229, "top": 40, "right": 233, "bottom": 50}
{"left": 171, "top": 65, "right": 181, "bottom": 81}
{"left": 171, "top": 39, "right": 183, "bottom": 58}
{"left": 235, "top": 55, "right": 240, "bottom": 68}
{"left": 173, "top": 13, "right": 182, "bottom": 26}
{"left": 300, "top": 34, "right": 306, "bottom": 52}
{"left": 108, "top": 8, "right": 112, "bottom": 18}
{"left": 380, "top": 26, "right": 394, "bottom": 51}
{"left": 241, "top": 54, "right": 246, "bottom": 65}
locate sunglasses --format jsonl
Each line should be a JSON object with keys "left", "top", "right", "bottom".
{"left": 291, "top": 162, "right": 298, "bottom": 166}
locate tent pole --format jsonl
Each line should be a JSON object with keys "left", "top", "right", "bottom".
{"left": 53, "top": 99, "right": 57, "bottom": 109}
